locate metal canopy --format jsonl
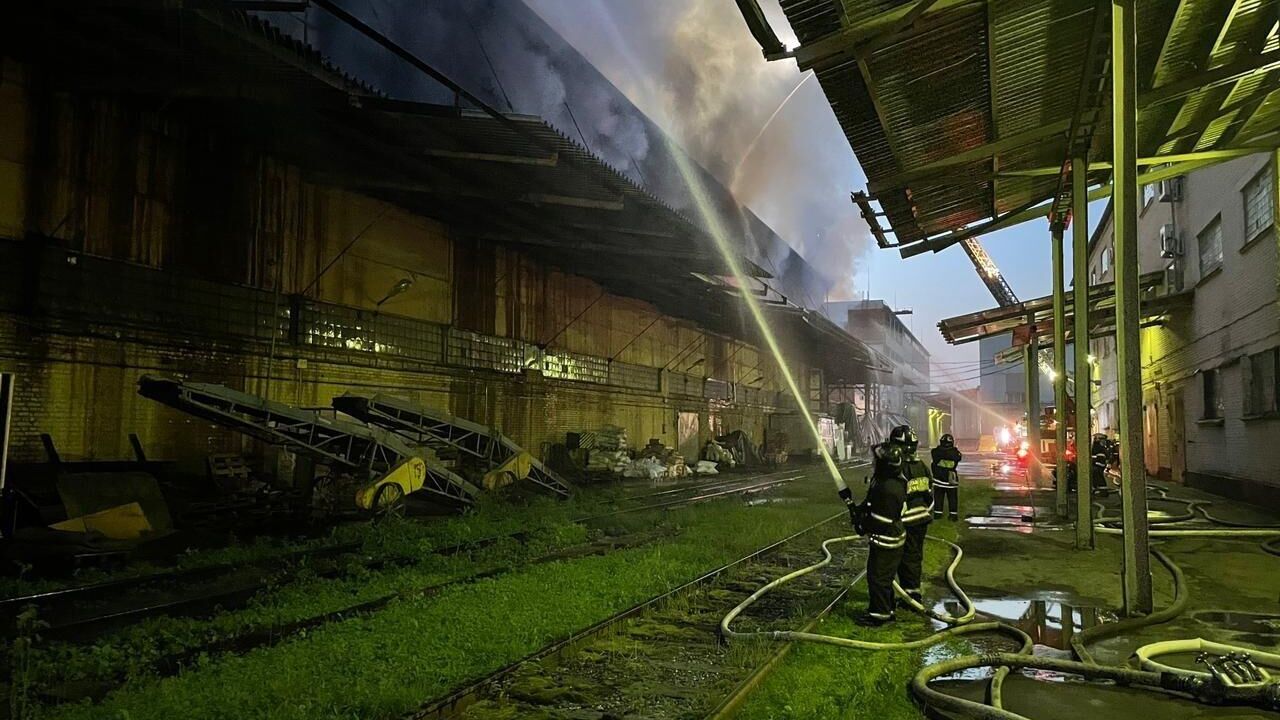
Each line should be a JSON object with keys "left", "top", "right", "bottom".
{"left": 746, "top": 0, "right": 1280, "bottom": 255}
{"left": 937, "top": 271, "right": 1191, "bottom": 345}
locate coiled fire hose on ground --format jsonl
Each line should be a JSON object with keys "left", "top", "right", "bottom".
{"left": 719, "top": 483, "right": 1280, "bottom": 719}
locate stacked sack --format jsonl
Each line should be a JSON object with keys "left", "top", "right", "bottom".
{"left": 582, "top": 425, "right": 631, "bottom": 475}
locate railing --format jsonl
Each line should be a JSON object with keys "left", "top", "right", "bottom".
{"left": 2, "top": 240, "right": 784, "bottom": 406}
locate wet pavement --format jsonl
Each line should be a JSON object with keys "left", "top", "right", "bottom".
{"left": 920, "top": 451, "right": 1280, "bottom": 717}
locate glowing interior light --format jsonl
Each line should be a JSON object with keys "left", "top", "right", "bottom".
{"left": 997, "top": 427, "right": 1012, "bottom": 445}
{"left": 1087, "top": 354, "right": 1097, "bottom": 364}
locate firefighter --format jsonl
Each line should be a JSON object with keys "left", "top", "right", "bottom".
{"left": 894, "top": 425, "right": 934, "bottom": 605}
{"left": 852, "top": 442, "right": 906, "bottom": 626}
{"left": 930, "top": 433, "right": 963, "bottom": 521}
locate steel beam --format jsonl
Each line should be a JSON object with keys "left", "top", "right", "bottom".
{"left": 1112, "top": 0, "right": 1152, "bottom": 616}
{"left": 1051, "top": 221, "right": 1069, "bottom": 518}
{"left": 1072, "top": 157, "right": 1094, "bottom": 550}
{"left": 903, "top": 157, "right": 1224, "bottom": 256}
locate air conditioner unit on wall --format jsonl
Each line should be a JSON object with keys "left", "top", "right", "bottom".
{"left": 1157, "top": 177, "right": 1183, "bottom": 202}
{"left": 1159, "top": 224, "right": 1181, "bottom": 258}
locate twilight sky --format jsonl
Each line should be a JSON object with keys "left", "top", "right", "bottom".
{"left": 525, "top": 0, "right": 1104, "bottom": 386}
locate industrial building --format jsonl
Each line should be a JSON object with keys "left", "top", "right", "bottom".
{"left": 0, "top": 5, "right": 875, "bottom": 477}
{"left": 1088, "top": 156, "right": 1279, "bottom": 502}
{"left": 2, "top": 2, "right": 1280, "bottom": 720}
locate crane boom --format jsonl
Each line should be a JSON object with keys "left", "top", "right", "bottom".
{"left": 959, "top": 237, "right": 1020, "bottom": 307}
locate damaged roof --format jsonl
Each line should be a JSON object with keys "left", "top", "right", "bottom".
{"left": 747, "top": 0, "right": 1280, "bottom": 255}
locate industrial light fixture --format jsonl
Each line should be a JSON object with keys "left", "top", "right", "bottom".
{"left": 376, "top": 277, "right": 414, "bottom": 307}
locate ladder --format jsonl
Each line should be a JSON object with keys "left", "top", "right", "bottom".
{"left": 332, "top": 393, "right": 572, "bottom": 498}
{"left": 137, "top": 376, "right": 479, "bottom": 505}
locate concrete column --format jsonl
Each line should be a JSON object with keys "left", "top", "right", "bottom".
{"left": 1112, "top": 0, "right": 1152, "bottom": 615}
{"left": 1072, "top": 156, "right": 1094, "bottom": 550}
{"left": 1051, "top": 221, "right": 1069, "bottom": 518}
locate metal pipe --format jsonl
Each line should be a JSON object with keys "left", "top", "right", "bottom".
{"left": 1072, "top": 156, "right": 1094, "bottom": 549}
{"left": 1112, "top": 0, "right": 1153, "bottom": 615}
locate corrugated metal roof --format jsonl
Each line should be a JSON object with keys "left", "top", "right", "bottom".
{"left": 767, "top": 0, "right": 1280, "bottom": 251}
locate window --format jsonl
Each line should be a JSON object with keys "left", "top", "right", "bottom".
{"left": 1198, "top": 216, "right": 1223, "bottom": 277}
{"left": 1143, "top": 183, "right": 1158, "bottom": 205}
{"left": 1244, "top": 348, "right": 1279, "bottom": 417}
{"left": 1202, "top": 367, "right": 1224, "bottom": 420}
{"left": 1242, "top": 165, "right": 1274, "bottom": 241}
{"left": 1090, "top": 269, "right": 1098, "bottom": 286}
{"left": 1100, "top": 246, "right": 1112, "bottom": 275}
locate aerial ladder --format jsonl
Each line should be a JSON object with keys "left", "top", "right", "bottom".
{"left": 332, "top": 393, "right": 572, "bottom": 498}
{"left": 137, "top": 376, "right": 480, "bottom": 515}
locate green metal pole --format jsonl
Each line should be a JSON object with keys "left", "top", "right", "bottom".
{"left": 1072, "top": 156, "right": 1094, "bottom": 550}
{"left": 1025, "top": 329, "right": 1042, "bottom": 487}
{"left": 1051, "top": 221, "right": 1069, "bottom": 518}
{"left": 1112, "top": 0, "right": 1152, "bottom": 615}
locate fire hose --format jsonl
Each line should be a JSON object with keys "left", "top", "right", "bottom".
{"left": 719, "top": 486, "right": 1280, "bottom": 719}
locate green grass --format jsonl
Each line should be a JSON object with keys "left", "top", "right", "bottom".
{"left": 0, "top": 487, "right": 627, "bottom": 601}
{"left": 34, "top": 468, "right": 860, "bottom": 720}
{"left": 731, "top": 473, "right": 998, "bottom": 720}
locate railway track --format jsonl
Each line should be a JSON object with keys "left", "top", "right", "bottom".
{"left": 408, "top": 513, "right": 865, "bottom": 720}
{"left": 3, "top": 466, "right": 825, "bottom": 641}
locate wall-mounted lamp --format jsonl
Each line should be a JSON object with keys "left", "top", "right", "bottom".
{"left": 376, "top": 277, "right": 414, "bottom": 307}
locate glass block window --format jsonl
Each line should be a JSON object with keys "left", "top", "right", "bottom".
{"left": 1243, "top": 165, "right": 1274, "bottom": 240}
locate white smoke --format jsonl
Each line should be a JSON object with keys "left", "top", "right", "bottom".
{"left": 526, "top": 0, "right": 870, "bottom": 301}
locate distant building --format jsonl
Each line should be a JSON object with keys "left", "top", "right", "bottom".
{"left": 1089, "top": 153, "right": 1279, "bottom": 503}
{"left": 825, "top": 299, "right": 932, "bottom": 442}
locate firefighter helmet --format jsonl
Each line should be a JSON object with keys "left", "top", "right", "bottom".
{"left": 940, "top": 434, "right": 955, "bottom": 448}
{"left": 890, "top": 425, "right": 919, "bottom": 455}
{"left": 878, "top": 443, "right": 904, "bottom": 469}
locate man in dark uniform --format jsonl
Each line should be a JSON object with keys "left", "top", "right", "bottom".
{"left": 853, "top": 442, "right": 906, "bottom": 626}
{"left": 893, "top": 425, "right": 934, "bottom": 605}
{"left": 930, "top": 433, "right": 963, "bottom": 521}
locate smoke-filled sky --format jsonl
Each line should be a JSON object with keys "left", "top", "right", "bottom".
{"left": 524, "top": 0, "right": 1103, "bottom": 385}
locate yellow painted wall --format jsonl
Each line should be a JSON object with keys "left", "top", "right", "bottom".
{"left": 0, "top": 63, "right": 795, "bottom": 465}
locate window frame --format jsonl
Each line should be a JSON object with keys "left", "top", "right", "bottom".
{"left": 1243, "top": 347, "right": 1279, "bottom": 419}
{"left": 1197, "top": 215, "right": 1224, "bottom": 280}
{"left": 1241, "top": 163, "right": 1275, "bottom": 249}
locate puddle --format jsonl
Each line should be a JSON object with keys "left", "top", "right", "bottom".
{"left": 1192, "top": 610, "right": 1280, "bottom": 636}
{"left": 965, "top": 515, "right": 1035, "bottom": 533}
{"left": 986, "top": 505, "right": 1042, "bottom": 520}
{"left": 932, "top": 596, "right": 1118, "bottom": 653}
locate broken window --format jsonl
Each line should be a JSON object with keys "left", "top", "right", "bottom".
{"left": 1244, "top": 347, "right": 1278, "bottom": 417}
{"left": 1202, "top": 367, "right": 1223, "bottom": 420}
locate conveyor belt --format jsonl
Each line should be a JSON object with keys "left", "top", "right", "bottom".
{"left": 137, "top": 376, "right": 478, "bottom": 505}
{"left": 333, "top": 393, "right": 572, "bottom": 498}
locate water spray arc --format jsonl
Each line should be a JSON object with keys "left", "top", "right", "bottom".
{"left": 666, "top": 139, "right": 849, "bottom": 497}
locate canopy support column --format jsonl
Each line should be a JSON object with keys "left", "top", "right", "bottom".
{"left": 1112, "top": 0, "right": 1152, "bottom": 615}
{"left": 1072, "top": 156, "right": 1094, "bottom": 550}
{"left": 1051, "top": 221, "right": 1069, "bottom": 518}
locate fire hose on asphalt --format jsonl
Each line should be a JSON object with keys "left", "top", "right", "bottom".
{"left": 719, "top": 488, "right": 1280, "bottom": 719}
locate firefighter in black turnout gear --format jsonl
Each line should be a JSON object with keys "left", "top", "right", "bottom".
{"left": 894, "top": 425, "right": 934, "bottom": 606}
{"left": 853, "top": 442, "right": 907, "bottom": 626}
{"left": 930, "top": 434, "right": 963, "bottom": 521}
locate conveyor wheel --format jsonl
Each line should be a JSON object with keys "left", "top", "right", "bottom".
{"left": 372, "top": 482, "right": 406, "bottom": 520}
